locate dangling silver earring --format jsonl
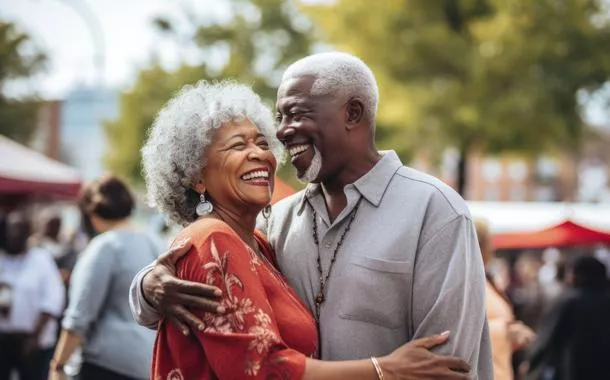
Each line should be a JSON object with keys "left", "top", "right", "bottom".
{"left": 262, "top": 204, "right": 271, "bottom": 219}
{"left": 196, "top": 193, "right": 213, "bottom": 216}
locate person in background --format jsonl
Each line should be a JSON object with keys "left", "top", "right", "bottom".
{"left": 34, "top": 212, "right": 64, "bottom": 259}
{"left": 33, "top": 211, "right": 79, "bottom": 289}
{"left": 474, "top": 218, "right": 535, "bottom": 380}
{"left": 0, "top": 210, "right": 65, "bottom": 380}
{"left": 510, "top": 254, "right": 546, "bottom": 330}
{"left": 49, "top": 175, "right": 161, "bottom": 380}
{"left": 524, "top": 256, "right": 610, "bottom": 380}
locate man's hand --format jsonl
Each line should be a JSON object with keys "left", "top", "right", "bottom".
{"left": 142, "top": 239, "right": 224, "bottom": 335}
{"left": 379, "top": 331, "right": 471, "bottom": 380}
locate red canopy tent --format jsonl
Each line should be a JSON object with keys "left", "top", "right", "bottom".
{"left": 0, "top": 135, "right": 82, "bottom": 202}
{"left": 492, "top": 220, "right": 610, "bottom": 249}
{"left": 468, "top": 202, "right": 610, "bottom": 249}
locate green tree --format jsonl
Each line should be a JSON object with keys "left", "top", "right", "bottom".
{"left": 105, "top": 0, "right": 315, "bottom": 186}
{"left": 303, "top": 0, "right": 610, "bottom": 195}
{"left": 0, "top": 21, "right": 46, "bottom": 144}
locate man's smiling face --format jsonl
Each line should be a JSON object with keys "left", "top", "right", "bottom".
{"left": 275, "top": 76, "right": 347, "bottom": 184}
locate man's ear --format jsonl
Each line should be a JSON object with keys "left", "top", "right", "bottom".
{"left": 345, "top": 98, "right": 365, "bottom": 130}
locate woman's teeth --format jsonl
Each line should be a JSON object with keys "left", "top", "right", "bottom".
{"left": 241, "top": 171, "right": 270, "bottom": 180}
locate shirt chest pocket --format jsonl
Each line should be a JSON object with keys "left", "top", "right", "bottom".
{"left": 337, "top": 255, "right": 412, "bottom": 329}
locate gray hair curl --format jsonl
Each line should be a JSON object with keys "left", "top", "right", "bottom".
{"left": 141, "top": 80, "right": 283, "bottom": 226}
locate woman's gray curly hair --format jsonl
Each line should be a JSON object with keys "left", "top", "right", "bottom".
{"left": 141, "top": 80, "right": 283, "bottom": 226}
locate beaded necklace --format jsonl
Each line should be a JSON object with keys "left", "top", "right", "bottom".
{"left": 309, "top": 197, "right": 363, "bottom": 321}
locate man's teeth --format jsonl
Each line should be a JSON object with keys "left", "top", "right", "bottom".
{"left": 288, "top": 144, "right": 309, "bottom": 158}
{"left": 241, "top": 171, "right": 270, "bottom": 180}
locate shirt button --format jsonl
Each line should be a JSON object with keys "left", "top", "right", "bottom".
{"left": 324, "top": 241, "right": 332, "bottom": 249}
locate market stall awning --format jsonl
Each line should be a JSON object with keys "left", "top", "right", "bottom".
{"left": 0, "top": 135, "right": 82, "bottom": 200}
{"left": 491, "top": 220, "right": 610, "bottom": 249}
{"left": 468, "top": 201, "right": 610, "bottom": 249}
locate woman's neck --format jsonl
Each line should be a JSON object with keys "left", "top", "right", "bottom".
{"left": 208, "top": 206, "right": 259, "bottom": 251}
{"left": 99, "top": 218, "right": 132, "bottom": 233}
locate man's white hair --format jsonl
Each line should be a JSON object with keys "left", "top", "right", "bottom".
{"left": 141, "top": 80, "right": 283, "bottom": 226}
{"left": 281, "top": 52, "right": 379, "bottom": 122}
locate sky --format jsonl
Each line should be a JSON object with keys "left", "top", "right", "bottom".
{"left": 0, "top": 0, "right": 234, "bottom": 98}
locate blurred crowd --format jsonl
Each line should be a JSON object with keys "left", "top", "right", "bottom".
{"left": 0, "top": 175, "right": 162, "bottom": 380}
{"left": 476, "top": 220, "right": 610, "bottom": 380}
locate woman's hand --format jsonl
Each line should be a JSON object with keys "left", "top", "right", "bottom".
{"left": 48, "top": 369, "right": 68, "bottom": 380}
{"left": 142, "top": 239, "right": 224, "bottom": 335}
{"left": 378, "top": 332, "right": 471, "bottom": 380}
{"left": 508, "top": 321, "right": 536, "bottom": 351}
{"left": 48, "top": 360, "right": 68, "bottom": 380}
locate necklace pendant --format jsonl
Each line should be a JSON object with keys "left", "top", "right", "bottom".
{"left": 315, "top": 292, "right": 325, "bottom": 305}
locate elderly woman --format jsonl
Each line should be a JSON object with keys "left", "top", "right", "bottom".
{"left": 142, "top": 81, "right": 464, "bottom": 380}
{"left": 49, "top": 175, "right": 160, "bottom": 380}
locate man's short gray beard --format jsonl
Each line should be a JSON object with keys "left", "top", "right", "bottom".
{"left": 297, "top": 146, "right": 322, "bottom": 184}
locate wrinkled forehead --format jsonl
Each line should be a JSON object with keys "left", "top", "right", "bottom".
{"left": 276, "top": 75, "right": 317, "bottom": 106}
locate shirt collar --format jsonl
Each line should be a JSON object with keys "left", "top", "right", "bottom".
{"left": 296, "top": 150, "right": 403, "bottom": 214}
{"left": 353, "top": 150, "right": 403, "bottom": 206}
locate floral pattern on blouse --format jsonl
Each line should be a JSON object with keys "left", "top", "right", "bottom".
{"left": 152, "top": 221, "right": 318, "bottom": 380}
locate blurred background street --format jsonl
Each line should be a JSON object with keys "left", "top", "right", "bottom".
{"left": 1, "top": 1, "right": 610, "bottom": 379}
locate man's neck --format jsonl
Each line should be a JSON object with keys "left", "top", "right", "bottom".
{"left": 320, "top": 149, "right": 381, "bottom": 222}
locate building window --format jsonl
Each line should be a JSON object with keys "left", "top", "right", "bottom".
{"left": 508, "top": 160, "right": 528, "bottom": 181}
{"left": 484, "top": 186, "right": 501, "bottom": 201}
{"left": 536, "top": 156, "right": 558, "bottom": 182}
{"left": 482, "top": 158, "right": 502, "bottom": 182}
{"left": 509, "top": 184, "right": 527, "bottom": 201}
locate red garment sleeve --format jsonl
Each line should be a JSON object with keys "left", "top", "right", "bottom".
{"left": 179, "top": 231, "right": 307, "bottom": 379}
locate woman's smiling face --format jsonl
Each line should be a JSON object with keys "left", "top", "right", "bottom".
{"left": 199, "top": 118, "right": 277, "bottom": 213}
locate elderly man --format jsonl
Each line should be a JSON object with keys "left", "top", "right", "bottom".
{"left": 130, "top": 52, "right": 492, "bottom": 379}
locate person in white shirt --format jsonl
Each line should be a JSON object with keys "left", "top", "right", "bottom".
{"left": 0, "top": 211, "right": 65, "bottom": 380}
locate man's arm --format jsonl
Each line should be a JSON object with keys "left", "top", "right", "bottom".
{"left": 128, "top": 263, "right": 161, "bottom": 329}
{"left": 128, "top": 239, "right": 224, "bottom": 335}
{"left": 411, "top": 215, "right": 491, "bottom": 379}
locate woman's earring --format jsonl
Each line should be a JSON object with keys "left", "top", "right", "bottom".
{"left": 262, "top": 204, "right": 271, "bottom": 219}
{"left": 196, "top": 193, "right": 213, "bottom": 216}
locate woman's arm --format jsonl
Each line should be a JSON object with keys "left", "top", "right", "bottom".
{"left": 50, "top": 237, "right": 115, "bottom": 375}
{"left": 49, "top": 330, "right": 81, "bottom": 374}
{"left": 303, "top": 332, "right": 470, "bottom": 380}
{"left": 61, "top": 237, "right": 114, "bottom": 333}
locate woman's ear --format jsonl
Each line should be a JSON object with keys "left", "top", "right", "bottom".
{"left": 194, "top": 182, "right": 205, "bottom": 194}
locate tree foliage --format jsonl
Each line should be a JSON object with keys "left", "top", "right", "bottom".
{"left": 0, "top": 21, "right": 46, "bottom": 144}
{"left": 105, "top": 0, "right": 315, "bottom": 186}
{"left": 303, "top": 0, "right": 610, "bottom": 194}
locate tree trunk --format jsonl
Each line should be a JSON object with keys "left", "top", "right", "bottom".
{"left": 457, "top": 148, "right": 468, "bottom": 197}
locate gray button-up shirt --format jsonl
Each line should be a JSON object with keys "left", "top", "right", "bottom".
{"left": 130, "top": 151, "right": 492, "bottom": 379}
